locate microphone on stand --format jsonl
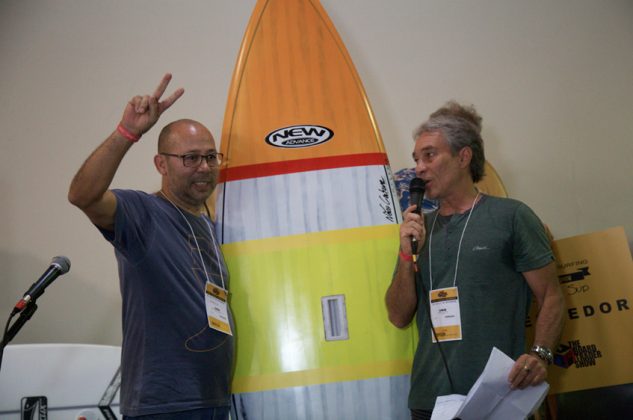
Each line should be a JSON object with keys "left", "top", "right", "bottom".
{"left": 12, "top": 256, "right": 71, "bottom": 315}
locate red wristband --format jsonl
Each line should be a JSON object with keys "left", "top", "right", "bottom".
{"left": 117, "top": 124, "right": 141, "bottom": 143}
{"left": 399, "top": 250, "right": 413, "bottom": 262}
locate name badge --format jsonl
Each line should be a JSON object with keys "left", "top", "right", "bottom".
{"left": 429, "top": 286, "right": 462, "bottom": 342}
{"left": 205, "top": 281, "right": 233, "bottom": 336}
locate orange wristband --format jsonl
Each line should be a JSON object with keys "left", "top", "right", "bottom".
{"left": 399, "top": 250, "right": 413, "bottom": 262}
{"left": 117, "top": 124, "right": 141, "bottom": 143}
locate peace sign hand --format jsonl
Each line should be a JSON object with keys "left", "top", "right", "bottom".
{"left": 119, "top": 73, "right": 185, "bottom": 139}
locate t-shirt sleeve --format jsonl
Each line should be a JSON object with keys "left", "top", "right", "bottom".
{"left": 97, "top": 189, "right": 154, "bottom": 262}
{"left": 512, "top": 203, "right": 555, "bottom": 272}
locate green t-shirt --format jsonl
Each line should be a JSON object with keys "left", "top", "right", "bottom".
{"left": 409, "top": 195, "right": 553, "bottom": 410}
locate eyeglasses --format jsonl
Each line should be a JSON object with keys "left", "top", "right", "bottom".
{"left": 159, "top": 152, "right": 224, "bottom": 167}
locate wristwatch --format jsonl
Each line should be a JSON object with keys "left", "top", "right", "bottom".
{"left": 530, "top": 345, "right": 553, "bottom": 365}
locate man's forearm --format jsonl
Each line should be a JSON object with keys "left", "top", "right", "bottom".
{"left": 385, "top": 256, "right": 418, "bottom": 328}
{"left": 68, "top": 130, "right": 132, "bottom": 209}
{"left": 533, "top": 287, "right": 565, "bottom": 350}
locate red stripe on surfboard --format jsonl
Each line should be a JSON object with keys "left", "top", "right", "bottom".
{"left": 219, "top": 152, "right": 389, "bottom": 182}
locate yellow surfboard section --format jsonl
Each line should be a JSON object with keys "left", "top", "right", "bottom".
{"left": 477, "top": 161, "right": 508, "bottom": 198}
{"left": 223, "top": 225, "right": 411, "bottom": 393}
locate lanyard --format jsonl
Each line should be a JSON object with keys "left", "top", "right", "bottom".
{"left": 159, "top": 191, "right": 226, "bottom": 290}
{"left": 428, "top": 192, "right": 480, "bottom": 290}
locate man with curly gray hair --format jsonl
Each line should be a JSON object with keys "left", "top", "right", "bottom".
{"left": 386, "top": 101, "right": 564, "bottom": 419}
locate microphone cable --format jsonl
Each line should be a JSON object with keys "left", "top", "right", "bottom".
{"left": 1, "top": 300, "right": 40, "bottom": 373}
{"left": 412, "top": 253, "right": 456, "bottom": 394}
{"left": 0, "top": 308, "right": 18, "bottom": 373}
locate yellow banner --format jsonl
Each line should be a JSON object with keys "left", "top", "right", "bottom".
{"left": 527, "top": 226, "right": 633, "bottom": 394}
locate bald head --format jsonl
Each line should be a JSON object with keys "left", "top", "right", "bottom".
{"left": 158, "top": 119, "right": 214, "bottom": 152}
{"left": 153, "top": 118, "right": 219, "bottom": 214}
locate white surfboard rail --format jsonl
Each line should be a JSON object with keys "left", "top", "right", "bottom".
{"left": 0, "top": 343, "right": 121, "bottom": 420}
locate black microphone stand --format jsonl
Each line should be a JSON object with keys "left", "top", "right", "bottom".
{"left": 0, "top": 302, "right": 39, "bottom": 373}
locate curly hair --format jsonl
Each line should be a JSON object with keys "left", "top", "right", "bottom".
{"left": 412, "top": 101, "right": 485, "bottom": 182}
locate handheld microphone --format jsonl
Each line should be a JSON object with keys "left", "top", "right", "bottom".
{"left": 408, "top": 178, "right": 426, "bottom": 255}
{"left": 12, "top": 256, "right": 71, "bottom": 315}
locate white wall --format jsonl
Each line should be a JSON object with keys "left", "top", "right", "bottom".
{"left": 1, "top": 0, "right": 631, "bottom": 346}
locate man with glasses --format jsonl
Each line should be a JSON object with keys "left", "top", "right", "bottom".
{"left": 68, "top": 74, "right": 233, "bottom": 419}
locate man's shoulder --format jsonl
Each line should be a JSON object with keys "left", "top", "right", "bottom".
{"left": 112, "top": 189, "right": 163, "bottom": 206}
{"left": 482, "top": 195, "right": 546, "bottom": 233}
{"left": 111, "top": 189, "right": 154, "bottom": 200}
{"left": 111, "top": 189, "right": 166, "bottom": 216}
{"left": 482, "top": 195, "right": 529, "bottom": 211}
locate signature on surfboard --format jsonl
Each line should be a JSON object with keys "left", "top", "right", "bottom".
{"left": 378, "top": 177, "right": 395, "bottom": 222}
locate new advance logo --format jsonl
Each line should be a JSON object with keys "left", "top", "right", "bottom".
{"left": 266, "top": 125, "right": 334, "bottom": 148}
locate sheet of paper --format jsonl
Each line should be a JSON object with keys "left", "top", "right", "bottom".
{"left": 431, "top": 347, "right": 549, "bottom": 420}
{"left": 430, "top": 394, "right": 465, "bottom": 420}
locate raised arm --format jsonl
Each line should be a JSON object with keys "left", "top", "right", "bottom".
{"left": 68, "top": 73, "right": 184, "bottom": 230}
{"left": 385, "top": 204, "right": 425, "bottom": 328}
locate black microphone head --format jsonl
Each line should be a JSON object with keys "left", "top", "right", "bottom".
{"left": 409, "top": 178, "right": 426, "bottom": 214}
{"left": 51, "top": 256, "right": 71, "bottom": 274}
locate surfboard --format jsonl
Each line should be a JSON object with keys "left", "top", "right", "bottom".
{"left": 477, "top": 161, "right": 507, "bottom": 198}
{"left": 215, "top": 0, "right": 412, "bottom": 418}
{"left": 0, "top": 344, "right": 121, "bottom": 420}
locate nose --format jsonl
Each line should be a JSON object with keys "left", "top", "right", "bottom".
{"left": 415, "top": 159, "right": 427, "bottom": 178}
{"left": 196, "top": 158, "right": 212, "bottom": 171}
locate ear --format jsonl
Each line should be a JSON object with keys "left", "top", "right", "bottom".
{"left": 154, "top": 154, "right": 168, "bottom": 176}
{"left": 459, "top": 147, "right": 473, "bottom": 168}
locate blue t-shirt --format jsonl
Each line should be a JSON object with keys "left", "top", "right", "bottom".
{"left": 100, "top": 190, "right": 234, "bottom": 416}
